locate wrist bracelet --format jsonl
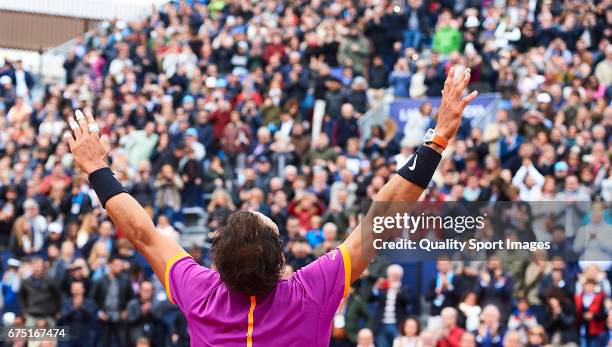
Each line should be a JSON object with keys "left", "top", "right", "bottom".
{"left": 88, "top": 167, "right": 128, "bottom": 208}
{"left": 397, "top": 145, "right": 442, "bottom": 189}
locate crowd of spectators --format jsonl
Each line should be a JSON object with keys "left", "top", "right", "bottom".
{"left": 0, "top": 0, "right": 610, "bottom": 346}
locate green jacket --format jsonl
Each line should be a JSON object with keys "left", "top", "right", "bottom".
{"left": 344, "top": 293, "right": 372, "bottom": 344}
{"left": 306, "top": 147, "right": 337, "bottom": 166}
{"left": 432, "top": 26, "right": 462, "bottom": 54}
{"left": 338, "top": 35, "right": 371, "bottom": 74}
{"left": 125, "top": 131, "right": 159, "bottom": 168}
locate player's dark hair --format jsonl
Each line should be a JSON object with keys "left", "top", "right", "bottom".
{"left": 211, "top": 211, "right": 284, "bottom": 296}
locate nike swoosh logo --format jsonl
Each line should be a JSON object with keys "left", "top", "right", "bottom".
{"left": 408, "top": 154, "right": 418, "bottom": 170}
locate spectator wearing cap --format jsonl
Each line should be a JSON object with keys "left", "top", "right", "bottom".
{"left": 250, "top": 156, "right": 273, "bottom": 191}
{"left": 183, "top": 126, "right": 206, "bottom": 162}
{"left": 179, "top": 146, "right": 205, "bottom": 208}
{"left": 61, "top": 259, "right": 92, "bottom": 297}
{"left": 0, "top": 74, "right": 16, "bottom": 109}
{"left": 181, "top": 95, "right": 197, "bottom": 121}
{"left": 18, "top": 256, "right": 61, "bottom": 327}
{"left": 58, "top": 281, "right": 96, "bottom": 347}
{"left": 1, "top": 258, "right": 23, "bottom": 314}
{"left": 534, "top": 93, "right": 554, "bottom": 120}
{"left": 519, "top": 110, "right": 548, "bottom": 141}
{"left": 552, "top": 161, "right": 569, "bottom": 188}
{"left": 462, "top": 16, "right": 481, "bottom": 50}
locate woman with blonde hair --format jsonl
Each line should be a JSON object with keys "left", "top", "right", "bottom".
{"left": 77, "top": 212, "right": 98, "bottom": 249}
{"left": 9, "top": 217, "right": 33, "bottom": 257}
{"left": 88, "top": 241, "right": 109, "bottom": 281}
{"left": 206, "top": 188, "right": 236, "bottom": 229}
{"left": 526, "top": 325, "right": 548, "bottom": 347}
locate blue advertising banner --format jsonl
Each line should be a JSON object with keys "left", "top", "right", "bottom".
{"left": 388, "top": 93, "right": 500, "bottom": 131}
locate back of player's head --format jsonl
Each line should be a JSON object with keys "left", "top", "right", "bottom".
{"left": 211, "top": 211, "right": 284, "bottom": 296}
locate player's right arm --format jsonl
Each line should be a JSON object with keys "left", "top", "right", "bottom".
{"left": 64, "top": 110, "right": 186, "bottom": 291}
{"left": 341, "top": 66, "right": 478, "bottom": 283}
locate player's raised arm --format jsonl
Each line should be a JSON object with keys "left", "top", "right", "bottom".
{"left": 63, "top": 109, "right": 185, "bottom": 285}
{"left": 342, "top": 66, "right": 478, "bottom": 283}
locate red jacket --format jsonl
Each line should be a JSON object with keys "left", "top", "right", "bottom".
{"left": 437, "top": 327, "right": 465, "bottom": 347}
{"left": 575, "top": 291, "right": 606, "bottom": 336}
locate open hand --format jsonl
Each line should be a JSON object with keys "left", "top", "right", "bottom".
{"left": 64, "top": 109, "right": 110, "bottom": 175}
{"left": 435, "top": 66, "right": 478, "bottom": 141}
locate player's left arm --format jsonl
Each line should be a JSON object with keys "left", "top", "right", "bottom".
{"left": 342, "top": 66, "right": 478, "bottom": 283}
{"left": 64, "top": 109, "right": 185, "bottom": 286}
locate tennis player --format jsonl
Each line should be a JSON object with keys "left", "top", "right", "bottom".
{"left": 64, "top": 66, "right": 477, "bottom": 346}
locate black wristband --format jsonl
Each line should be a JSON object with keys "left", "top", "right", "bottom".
{"left": 88, "top": 167, "right": 129, "bottom": 208}
{"left": 397, "top": 145, "right": 442, "bottom": 189}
